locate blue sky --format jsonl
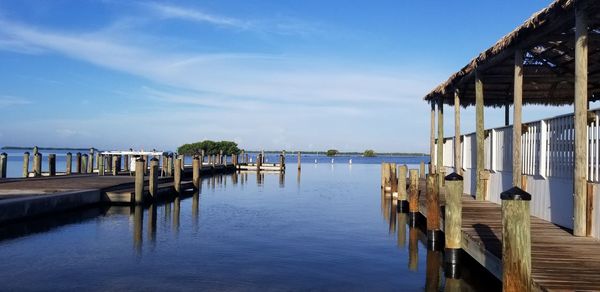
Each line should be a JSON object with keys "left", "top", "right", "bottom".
{"left": 0, "top": 0, "right": 563, "bottom": 152}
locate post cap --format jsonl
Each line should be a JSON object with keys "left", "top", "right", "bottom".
{"left": 445, "top": 172, "right": 463, "bottom": 181}
{"left": 66, "top": 152, "right": 71, "bottom": 155}
{"left": 151, "top": 157, "right": 159, "bottom": 162}
{"left": 24, "top": 151, "right": 30, "bottom": 155}
{"left": 0, "top": 152, "right": 6, "bottom": 156}
{"left": 500, "top": 187, "right": 531, "bottom": 201}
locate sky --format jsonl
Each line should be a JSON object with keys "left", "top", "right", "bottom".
{"left": 0, "top": 0, "right": 568, "bottom": 153}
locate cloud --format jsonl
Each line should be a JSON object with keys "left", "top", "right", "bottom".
{"left": 0, "top": 95, "right": 31, "bottom": 107}
{"left": 143, "top": 2, "right": 247, "bottom": 28}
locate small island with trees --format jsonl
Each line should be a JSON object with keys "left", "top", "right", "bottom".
{"left": 178, "top": 140, "right": 241, "bottom": 155}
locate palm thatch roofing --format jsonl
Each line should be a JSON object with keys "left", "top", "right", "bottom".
{"left": 424, "top": 0, "right": 600, "bottom": 107}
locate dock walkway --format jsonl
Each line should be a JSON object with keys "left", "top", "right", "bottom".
{"left": 417, "top": 179, "right": 600, "bottom": 291}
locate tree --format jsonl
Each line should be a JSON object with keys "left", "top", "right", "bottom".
{"left": 177, "top": 140, "right": 241, "bottom": 155}
{"left": 326, "top": 149, "right": 338, "bottom": 157}
{"left": 363, "top": 149, "right": 376, "bottom": 157}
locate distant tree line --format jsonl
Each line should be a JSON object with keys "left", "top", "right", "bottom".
{"left": 177, "top": 140, "right": 241, "bottom": 156}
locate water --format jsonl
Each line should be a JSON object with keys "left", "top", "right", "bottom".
{"left": 1, "top": 148, "right": 429, "bottom": 178}
{"left": 0, "top": 162, "right": 497, "bottom": 291}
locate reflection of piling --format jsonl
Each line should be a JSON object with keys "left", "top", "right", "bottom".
{"left": 501, "top": 187, "right": 532, "bottom": 292}
{"left": 48, "top": 154, "right": 56, "bottom": 176}
{"left": 135, "top": 159, "right": 145, "bottom": 204}
{"left": 408, "top": 226, "right": 419, "bottom": 271}
{"left": 389, "top": 199, "right": 397, "bottom": 233}
{"left": 22, "top": 152, "right": 30, "bottom": 178}
{"left": 148, "top": 204, "right": 157, "bottom": 243}
{"left": 426, "top": 174, "right": 441, "bottom": 250}
{"left": 444, "top": 277, "right": 461, "bottom": 292}
{"left": 444, "top": 173, "right": 463, "bottom": 278}
{"left": 397, "top": 165, "right": 408, "bottom": 212}
{"left": 173, "top": 197, "right": 181, "bottom": 232}
{"left": 397, "top": 213, "right": 407, "bottom": 248}
{"left": 425, "top": 249, "right": 441, "bottom": 292}
{"left": 279, "top": 172, "right": 285, "bottom": 188}
{"left": 149, "top": 158, "right": 158, "bottom": 200}
{"left": 192, "top": 191, "right": 199, "bottom": 223}
{"left": 408, "top": 169, "right": 419, "bottom": 226}
{"left": 133, "top": 205, "right": 143, "bottom": 252}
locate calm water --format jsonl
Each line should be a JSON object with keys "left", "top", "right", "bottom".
{"left": 0, "top": 163, "right": 498, "bottom": 291}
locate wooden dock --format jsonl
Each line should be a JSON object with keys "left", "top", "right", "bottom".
{"left": 415, "top": 178, "right": 600, "bottom": 291}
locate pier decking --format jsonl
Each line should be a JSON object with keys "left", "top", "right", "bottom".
{"left": 415, "top": 179, "right": 600, "bottom": 291}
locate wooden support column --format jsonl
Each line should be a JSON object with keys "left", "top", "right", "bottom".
{"left": 454, "top": 89, "right": 462, "bottom": 175}
{"left": 437, "top": 98, "right": 444, "bottom": 187}
{"left": 501, "top": 187, "right": 532, "bottom": 291}
{"left": 430, "top": 102, "right": 436, "bottom": 174}
{"left": 573, "top": 4, "right": 588, "bottom": 237}
{"left": 513, "top": 49, "right": 523, "bottom": 188}
{"left": 505, "top": 101, "right": 510, "bottom": 126}
{"left": 22, "top": 152, "right": 30, "bottom": 178}
{"left": 475, "top": 71, "right": 486, "bottom": 201}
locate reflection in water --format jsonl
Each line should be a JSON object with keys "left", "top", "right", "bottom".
{"left": 389, "top": 199, "right": 397, "bottom": 234}
{"left": 148, "top": 204, "right": 157, "bottom": 244}
{"left": 133, "top": 205, "right": 143, "bottom": 253}
{"left": 425, "top": 249, "right": 441, "bottom": 292}
{"left": 408, "top": 226, "right": 419, "bottom": 271}
{"left": 192, "top": 191, "right": 200, "bottom": 229}
{"left": 279, "top": 172, "right": 285, "bottom": 188}
{"left": 297, "top": 170, "right": 301, "bottom": 187}
{"left": 397, "top": 213, "right": 407, "bottom": 248}
{"left": 232, "top": 172, "right": 238, "bottom": 185}
{"left": 173, "top": 197, "right": 181, "bottom": 233}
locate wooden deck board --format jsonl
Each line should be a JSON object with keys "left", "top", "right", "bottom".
{"left": 416, "top": 178, "right": 600, "bottom": 291}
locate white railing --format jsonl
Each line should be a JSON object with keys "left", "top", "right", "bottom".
{"left": 433, "top": 109, "right": 600, "bottom": 182}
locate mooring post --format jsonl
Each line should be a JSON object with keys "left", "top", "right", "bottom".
{"left": 501, "top": 187, "right": 532, "bottom": 292}
{"left": 257, "top": 153, "right": 263, "bottom": 172}
{"left": 112, "top": 155, "right": 119, "bottom": 175}
{"left": 297, "top": 152, "right": 301, "bottom": 170}
{"left": 279, "top": 154, "right": 284, "bottom": 171}
{"left": 381, "top": 163, "right": 385, "bottom": 188}
{"left": 22, "top": 152, "right": 30, "bottom": 178}
{"left": 33, "top": 152, "right": 42, "bottom": 177}
{"left": 390, "top": 163, "right": 398, "bottom": 198}
{"left": 98, "top": 154, "right": 105, "bottom": 176}
{"left": 76, "top": 152, "right": 82, "bottom": 173}
{"left": 444, "top": 172, "right": 463, "bottom": 278}
{"left": 193, "top": 155, "right": 200, "bottom": 189}
{"left": 82, "top": 154, "right": 88, "bottom": 174}
{"left": 48, "top": 154, "right": 56, "bottom": 176}
{"left": 397, "top": 165, "right": 408, "bottom": 211}
{"left": 174, "top": 157, "right": 182, "bottom": 194}
{"left": 87, "top": 148, "right": 94, "bottom": 173}
{"left": 66, "top": 152, "right": 72, "bottom": 175}
{"left": 135, "top": 158, "right": 145, "bottom": 204}
{"left": 408, "top": 169, "right": 419, "bottom": 226}
{"left": 149, "top": 158, "right": 158, "bottom": 200}
{"left": 383, "top": 163, "right": 391, "bottom": 193}
{"left": 33, "top": 146, "right": 38, "bottom": 156}
{"left": 426, "top": 173, "right": 441, "bottom": 249}
{"left": 0, "top": 152, "right": 7, "bottom": 178}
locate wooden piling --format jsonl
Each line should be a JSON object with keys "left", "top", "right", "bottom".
{"left": 0, "top": 152, "right": 7, "bottom": 178}
{"left": 390, "top": 163, "right": 398, "bottom": 198}
{"left": 426, "top": 173, "right": 441, "bottom": 247}
{"left": 98, "top": 154, "right": 105, "bottom": 176}
{"left": 420, "top": 161, "right": 425, "bottom": 179}
{"left": 81, "top": 154, "right": 88, "bottom": 174}
{"left": 76, "top": 152, "right": 82, "bottom": 173}
{"left": 297, "top": 152, "right": 301, "bottom": 170}
{"left": 501, "top": 187, "right": 532, "bottom": 292}
{"left": 87, "top": 149, "right": 94, "bottom": 173}
{"left": 124, "top": 153, "right": 130, "bottom": 172}
{"left": 408, "top": 169, "right": 419, "bottom": 220}
{"left": 193, "top": 156, "right": 200, "bottom": 189}
{"left": 257, "top": 153, "right": 263, "bottom": 172}
{"left": 134, "top": 158, "right": 145, "bottom": 204}
{"left": 22, "top": 152, "right": 30, "bottom": 178}
{"left": 397, "top": 164, "right": 408, "bottom": 204}
{"left": 66, "top": 152, "right": 72, "bottom": 175}
{"left": 48, "top": 154, "right": 56, "bottom": 176}
{"left": 174, "top": 158, "right": 182, "bottom": 194}
{"left": 149, "top": 158, "right": 158, "bottom": 200}
{"left": 444, "top": 172, "right": 463, "bottom": 276}
{"left": 33, "top": 153, "right": 42, "bottom": 177}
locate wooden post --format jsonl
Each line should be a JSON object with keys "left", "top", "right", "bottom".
{"left": 397, "top": 165, "right": 408, "bottom": 211}
{"left": 219, "top": 150, "right": 223, "bottom": 165}
{"left": 149, "top": 158, "right": 158, "bottom": 200}
{"left": 112, "top": 155, "right": 118, "bottom": 176}
{"left": 444, "top": 172, "right": 463, "bottom": 277}
{"left": 134, "top": 158, "right": 145, "bottom": 204}
{"left": 66, "top": 152, "right": 72, "bottom": 175}
{"left": 381, "top": 163, "right": 386, "bottom": 188}
{"left": 513, "top": 49, "right": 524, "bottom": 189}
{"left": 408, "top": 169, "right": 419, "bottom": 225}
{"left": 76, "top": 152, "right": 82, "bottom": 173}
{"left": 81, "top": 154, "right": 88, "bottom": 174}
{"left": 48, "top": 154, "right": 56, "bottom": 176}
{"left": 33, "top": 153, "right": 42, "bottom": 177}
{"left": 193, "top": 156, "right": 200, "bottom": 189}
{"left": 454, "top": 89, "right": 462, "bottom": 175}
{"left": 257, "top": 153, "right": 262, "bottom": 172}
{"left": 501, "top": 187, "right": 532, "bottom": 291}
{"left": 426, "top": 174, "right": 441, "bottom": 248}
{"left": 505, "top": 101, "right": 510, "bottom": 126}
{"left": 279, "top": 154, "right": 284, "bottom": 171}
{"left": 94, "top": 152, "right": 100, "bottom": 170}
{"left": 419, "top": 161, "right": 425, "bottom": 179}
{"left": 124, "top": 153, "right": 130, "bottom": 172}
{"left": 98, "top": 154, "right": 105, "bottom": 176}
{"left": 573, "top": 3, "right": 588, "bottom": 237}
{"left": 174, "top": 158, "right": 182, "bottom": 194}
{"left": 437, "top": 98, "right": 444, "bottom": 188}
{"left": 430, "top": 102, "right": 436, "bottom": 174}
{"left": 87, "top": 149, "right": 94, "bottom": 173}
{"left": 22, "top": 152, "right": 30, "bottom": 178}
{"left": 261, "top": 150, "right": 265, "bottom": 164}
{"left": 383, "top": 163, "right": 391, "bottom": 193}
{"left": 0, "top": 152, "right": 6, "bottom": 178}
{"left": 390, "top": 163, "right": 398, "bottom": 198}
{"left": 475, "top": 71, "right": 485, "bottom": 201}
{"left": 298, "top": 152, "right": 301, "bottom": 170}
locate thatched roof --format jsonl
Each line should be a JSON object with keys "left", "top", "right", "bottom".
{"left": 424, "top": 0, "right": 600, "bottom": 107}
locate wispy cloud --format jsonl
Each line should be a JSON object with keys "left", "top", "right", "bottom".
{"left": 143, "top": 2, "right": 247, "bottom": 28}
{"left": 0, "top": 95, "right": 31, "bottom": 107}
